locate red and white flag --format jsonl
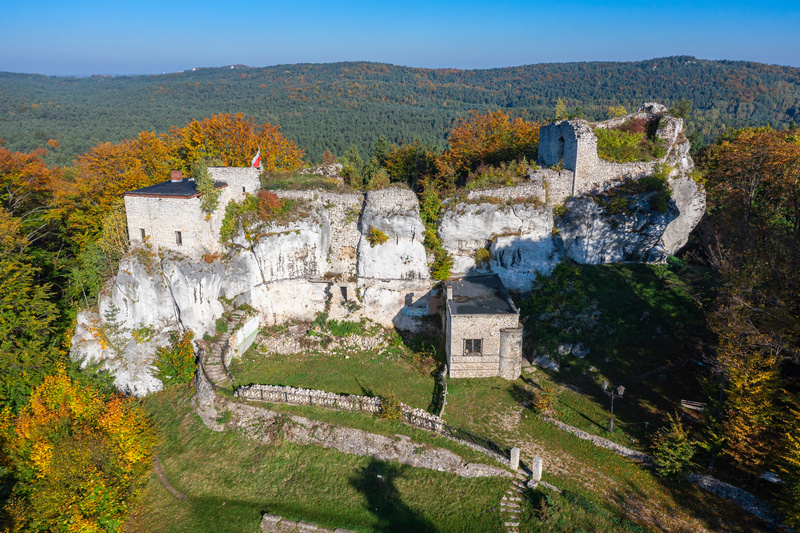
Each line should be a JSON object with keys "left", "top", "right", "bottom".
{"left": 251, "top": 148, "right": 261, "bottom": 169}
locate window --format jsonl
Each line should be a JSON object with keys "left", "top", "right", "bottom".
{"left": 175, "top": 231, "right": 182, "bottom": 245}
{"left": 464, "top": 338, "right": 482, "bottom": 356}
{"left": 242, "top": 186, "right": 246, "bottom": 194}
{"left": 140, "top": 228, "right": 146, "bottom": 240}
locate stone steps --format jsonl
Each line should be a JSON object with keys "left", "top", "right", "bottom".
{"left": 499, "top": 464, "right": 530, "bottom": 533}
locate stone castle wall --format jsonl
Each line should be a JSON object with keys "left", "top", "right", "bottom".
{"left": 125, "top": 167, "right": 260, "bottom": 256}
{"left": 537, "top": 108, "right": 691, "bottom": 202}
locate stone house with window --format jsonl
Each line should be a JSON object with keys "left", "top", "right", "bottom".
{"left": 444, "top": 274, "right": 523, "bottom": 379}
{"left": 123, "top": 167, "right": 260, "bottom": 255}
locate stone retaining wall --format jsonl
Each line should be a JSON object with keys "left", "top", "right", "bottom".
{"left": 233, "top": 383, "right": 515, "bottom": 467}
{"left": 234, "top": 384, "right": 446, "bottom": 432}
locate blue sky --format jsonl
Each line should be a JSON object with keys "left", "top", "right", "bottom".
{"left": 2, "top": 0, "right": 798, "bottom": 75}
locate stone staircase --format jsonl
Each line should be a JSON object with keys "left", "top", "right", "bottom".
{"left": 201, "top": 309, "right": 248, "bottom": 388}
{"left": 500, "top": 470, "right": 528, "bottom": 532}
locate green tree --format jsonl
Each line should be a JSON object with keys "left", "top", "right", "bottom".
{"left": 154, "top": 329, "right": 196, "bottom": 388}
{"left": 652, "top": 414, "right": 695, "bottom": 479}
{"left": 193, "top": 161, "right": 222, "bottom": 218}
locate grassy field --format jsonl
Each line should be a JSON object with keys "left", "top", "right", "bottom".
{"left": 229, "top": 330, "right": 439, "bottom": 412}
{"left": 125, "top": 385, "right": 508, "bottom": 533}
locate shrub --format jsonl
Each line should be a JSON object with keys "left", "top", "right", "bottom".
{"left": 367, "top": 227, "right": 389, "bottom": 247}
{"left": 595, "top": 116, "right": 665, "bottom": 163}
{"left": 215, "top": 318, "right": 228, "bottom": 334}
{"left": 431, "top": 249, "right": 453, "bottom": 281}
{"left": 368, "top": 168, "right": 391, "bottom": 189}
{"left": 380, "top": 390, "right": 403, "bottom": 421}
{"left": 154, "top": 329, "right": 196, "bottom": 388}
{"left": 257, "top": 190, "right": 282, "bottom": 219}
{"left": 475, "top": 247, "right": 493, "bottom": 268}
{"left": 193, "top": 161, "right": 222, "bottom": 217}
{"left": 327, "top": 318, "right": 362, "bottom": 337}
{"left": 552, "top": 203, "right": 569, "bottom": 219}
{"left": 203, "top": 252, "right": 222, "bottom": 263}
{"left": 652, "top": 413, "right": 695, "bottom": 479}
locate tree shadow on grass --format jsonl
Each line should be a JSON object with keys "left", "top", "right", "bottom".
{"left": 349, "top": 459, "right": 438, "bottom": 533}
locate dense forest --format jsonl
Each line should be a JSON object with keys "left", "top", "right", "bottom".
{"left": 1, "top": 56, "right": 800, "bottom": 165}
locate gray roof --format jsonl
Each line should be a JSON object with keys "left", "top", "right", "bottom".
{"left": 124, "top": 179, "right": 227, "bottom": 198}
{"left": 446, "top": 274, "right": 518, "bottom": 316}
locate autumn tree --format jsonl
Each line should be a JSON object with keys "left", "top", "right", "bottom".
{"left": 652, "top": 413, "right": 695, "bottom": 479}
{"left": 1, "top": 371, "right": 156, "bottom": 532}
{"left": 175, "top": 113, "right": 303, "bottom": 171}
{"left": 0, "top": 211, "right": 60, "bottom": 412}
{"left": 437, "top": 110, "right": 540, "bottom": 187}
{"left": 698, "top": 126, "right": 800, "bottom": 482}
{"left": 384, "top": 139, "right": 438, "bottom": 191}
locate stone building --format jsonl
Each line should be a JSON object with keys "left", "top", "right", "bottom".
{"left": 124, "top": 167, "right": 260, "bottom": 255}
{"left": 444, "top": 274, "right": 523, "bottom": 379}
{"left": 537, "top": 103, "right": 686, "bottom": 203}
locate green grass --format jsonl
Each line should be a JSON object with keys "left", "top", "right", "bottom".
{"left": 245, "top": 400, "right": 508, "bottom": 469}
{"left": 443, "top": 376, "right": 770, "bottom": 532}
{"left": 229, "top": 342, "right": 438, "bottom": 412}
{"left": 520, "top": 262, "right": 712, "bottom": 443}
{"left": 262, "top": 171, "right": 342, "bottom": 191}
{"left": 125, "top": 385, "right": 508, "bottom": 533}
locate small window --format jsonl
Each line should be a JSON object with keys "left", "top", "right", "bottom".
{"left": 242, "top": 186, "right": 246, "bottom": 194}
{"left": 464, "top": 339, "right": 482, "bottom": 356}
{"left": 140, "top": 228, "right": 146, "bottom": 240}
{"left": 175, "top": 231, "right": 182, "bottom": 245}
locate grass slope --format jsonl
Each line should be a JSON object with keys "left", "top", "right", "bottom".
{"left": 230, "top": 338, "right": 438, "bottom": 411}
{"left": 126, "top": 385, "right": 508, "bottom": 533}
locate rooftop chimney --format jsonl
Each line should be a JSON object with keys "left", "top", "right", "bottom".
{"left": 446, "top": 285, "right": 453, "bottom": 300}
{"left": 170, "top": 170, "right": 182, "bottom": 183}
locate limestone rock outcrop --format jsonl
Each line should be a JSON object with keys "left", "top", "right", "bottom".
{"left": 71, "top": 105, "right": 706, "bottom": 395}
{"left": 357, "top": 187, "right": 429, "bottom": 280}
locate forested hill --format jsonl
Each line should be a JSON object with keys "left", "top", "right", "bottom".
{"left": 2, "top": 55, "right": 799, "bottom": 165}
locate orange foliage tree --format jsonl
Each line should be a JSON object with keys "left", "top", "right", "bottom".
{"left": 176, "top": 113, "right": 304, "bottom": 171}
{"left": 1, "top": 371, "right": 156, "bottom": 532}
{"left": 437, "top": 110, "right": 540, "bottom": 187}
{"left": 53, "top": 114, "right": 303, "bottom": 248}
{"left": 0, "top": 147, "right": 58, "bottom": 246}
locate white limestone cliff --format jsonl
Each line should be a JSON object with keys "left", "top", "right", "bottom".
{"left": 71, "top": 108, "right": 706, "bottom": 395}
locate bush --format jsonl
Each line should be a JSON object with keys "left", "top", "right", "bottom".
{"left": 154, "top": 329, "right": 196, "bottom": 388}
{"left": 215, "top": 318, "right": 228, "bottom": 334}
{"left": 327, "top": 318, "right": 362, "bottom": 337}
{"left": 652, "top": 413, "right": 695, "bottom": 479}
{"left": 367, "top": 227, "right": 389, "bottom": 247}
{"left": 193, "top": 161, "right": 222, "bottom": 217}
{"left": 595, "top": 116, "right": 665, "bottom": 163}
{"left": 431, "top": 249, "right": 453, "bottom": 281}
{"left": 380, "top": 390, "right": 403, "bottom": 421}
{"left": 475, "top": 248, "right": 493, "bottom": 268}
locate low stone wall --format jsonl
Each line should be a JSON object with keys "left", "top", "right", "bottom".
{"left": 543, "top": 417, "right": 652, "bottom": 464}
{"left": 235, "top": 384, "right": 445, "bottom": 432}
{"left": 236, "top": 384, "right": 382, "bottom": 413}
{"left": 234, "top": 383, "right": 516, "bottom": 467}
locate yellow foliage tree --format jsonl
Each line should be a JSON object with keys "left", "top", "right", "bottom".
{"left": 1, "top": 371, "right": 157, "bottom": 532}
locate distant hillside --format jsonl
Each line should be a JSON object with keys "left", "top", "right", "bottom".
{"left": 1, "top": 56, "right": 799, "bottom": 165}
